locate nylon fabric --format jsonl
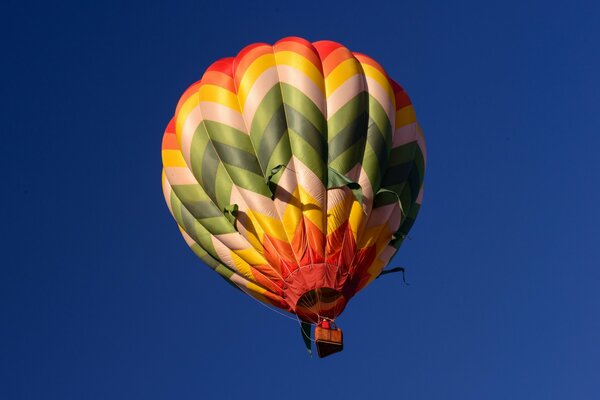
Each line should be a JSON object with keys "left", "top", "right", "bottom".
{"left": 161, "top": 37, "right": 426, "bottom": 321}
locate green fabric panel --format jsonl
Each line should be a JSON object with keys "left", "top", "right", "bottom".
{"left": 287, "top": 127, "right": 326, "bottom": 182}
{"left": 281, "top": 83, "right": 327, "bottom": 133}
{"left": 327, "top": 92, "right": 368, "bottom": 138}
{"left": 328, "top": 140, "right": 364, "bottom": 176}
{"left": 169, "top": 192, "right": 219, "bottom": 258}
{"left": 366, "top": 95, "right": 393, "bottom": 148}
{"left": 169, "top": 186, "right": 223, "bottom": 220}
{"left": 202, "top": 120, "right": 255, "bottom": 154}
{"left": 257, "top": 105, "right": 289, "bottom": 170}
{"left": 360, "top": 142, "right": 380, "bottom": 192}
{"left": 223, "top": 204, "right": 238, "bottom": 226}
{"left": 249, "top": 85, "right": 283, "bottom": 143}
{"left": 284, "top": 107, "right": 327, "bottom": 183}
{"left": 364, "top": 114, "right": 392, "bottom": 190}
{"left": 199, "top": 141, "right": 220, "bottom": 203}
{"left": 211, "top": 140, "right": 263, "bottom": 176}
{"left": 372, "top": 188, "right": 401, "bottom": 209}
{"left": 328, "top": 108, "right": 368, "bottom": 163}
{"left": 266, "top": 131, "right": 293, "bottom": 176}
{"left": 388, "top": 141, "right": 419, "bottom": 166}
{"left": 198, "top": 216, "right": 236, "bottom": 235}
{"left": 213, "top": 164, "right": 232, "bottom": 209}
{"left": 327, "top": 167, "right": 363, "bottom": 205}
{"left": 213, "top": 159, "right": 270, "bottom": 197}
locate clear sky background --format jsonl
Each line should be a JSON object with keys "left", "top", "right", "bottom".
{"left": 2, "top": 1, "right": 599, "bottom": 399}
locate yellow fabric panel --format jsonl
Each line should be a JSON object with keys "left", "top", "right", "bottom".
{"left": 162, "top": 149, "right": 187, "bottom": 167}
{"left": 281, "top": 189, "right": 303, "bottom": 240}
{"left": 395, "top": 105, "right": 417, "bottom": 128}
{"left": 246, "top": 209, "right": 287, "bottom": 243}
{"left": 325, "top": 192, "right": 353, "bottom": 234}
{"left": 361, "top": 64, "right": 395, "bottom": 103}
{"left": 298, "top": 186, "right": 324, "bottom": 232}
{"left": 235, "top": 248, "right": 269, "bottom": 267}
{"left": 325, "top": 59, "right": 362, "bottom": 94}
{"left": 230, "top": 251, "right": 265, "bottom": 282}
{"left": 273, "top": 50, "right": 325, "bottom": 93}
{"left": 348, "top": 201, "right": 366, "bottom": 242}
{"left": 237, "top": 53, "right": 276, "bottom": 109}
{"left": 175, "top": 92, "right": 199, "bottom": 143}
{"left": 198, "top": 84, "right": 240, "bottom": 111}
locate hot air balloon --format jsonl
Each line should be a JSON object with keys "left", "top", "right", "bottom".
{"left": 161, "top": 37, "right": 426, "bottom": 357}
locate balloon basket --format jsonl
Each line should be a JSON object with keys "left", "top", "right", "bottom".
{"left": 315, "top": 326, "right": 343, "bottom": 358}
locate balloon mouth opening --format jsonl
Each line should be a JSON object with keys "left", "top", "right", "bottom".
{"left": 295, "top": 287, "right": 348, "bottom": 323}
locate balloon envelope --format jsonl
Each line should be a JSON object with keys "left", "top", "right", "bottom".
{"left": 161, "top": 37, "right": 426, "bottom": 323}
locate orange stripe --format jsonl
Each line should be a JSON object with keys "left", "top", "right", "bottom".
{"left": 233, "top": 43, "right": 272, "bottom": 88}
{"left": 205, "top": 57, "right": 234, "bottom": 76}
{"left": 274, "top": 38, "right": 322, "bottom": 71}
{"left": 313, "top": 40, "right": 343, "bottom": 61}
{"left": 174, "top": 81, "right": 200, "bottom": 115}
{"left": 392, "top": 79, "right": 412, "bottom": 109}
{"left": 200, "top": 71, "right": 235, "bottom": 92}
{"left": 353, "top": 53, "right": 387, "bottom": 76}
{"left": 161, "top": 130, "right": 178, "bottom": 150}
{"left": 320, "top": 46, "right": 356, "bottom": 77}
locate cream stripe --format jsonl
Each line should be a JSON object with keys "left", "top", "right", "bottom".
{"left": 365, "top": 76, "right": 395, "bottom": 128}
{"left": 179, "top": 227, "right": 197, "bottom": 247}
{"left": 392, "top": 122, "right": 418, "bottom": 147}
{"left": 198, "top": 102, "right": 248, "bottom": 134}
{"left": 326, "top": 74, "right": 364, "bottom": 120}
{"left": 241, "top": 67, "right": 280, "bottom": 126}
{"left": 417, "top": 186, "right": 424, "bottom": 204}
{"left": 211, "top": 237, "right": 239, "bottom": 271}
{"left": 290, "top": 157, "right": 325, "bottom": 204}
{"left": 181, "top": 106, "right": 203, "bottom": 167}
{"left": 162, "top": 175, "right": 173, "bottom": 215}
{"left": 276, "top": 65, "right": 326, "bottom": 115}
{"left": 273, "top": 50, "right": 325, "bottom": 93}
{"left": 214, "top": 232, "right": 253, "bottom": 251}
{"left": 164, "top": 167, "right": 198, "bottom": 186}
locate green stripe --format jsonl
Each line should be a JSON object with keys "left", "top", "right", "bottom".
{"left": 169, "top": 185, "right": 223, "bottom": 220}
{"left": 211, "top": 140, "right": 263, "bottom": 176}
{"left": 328, "top": 110, "right": 368, "bottom": 165}
{"left": 202, "top": 121, "right": 255, "bottom": 154}
{"left": 257, "top": 103, "right": 289, "bottom": 171}
{"left": 280, "top": 83, "right": 327, "bottom": 138}
{"left": 327, "top": 92, "right": 368, "bottom": 138}
{"left": 200, "top": 144, "right": 220, "bottom": 203}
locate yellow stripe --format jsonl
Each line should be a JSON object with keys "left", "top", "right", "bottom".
{"left": 175, "top": 93, "right": 199, "bottom": 143}
{"left": 348, "top": 201, "right": 366, "bottom": 241}
{"left": 235, "top": 248, "right": 268, "bottom": 266}
{"left": 162, "top": 149, "right": 187, "bottom": 167}
{"left": 198, "top": 84, "right": 240, "bottom": 111}
{"left": 361, "top": 64, "right": 395, "bottom": 103}
{"left": 237, "top": 54, "right": 277, "bottom": 109}
{"left": 396, "top": 105, "right": 416, "bottom": 128}
{"left": 325, "top": 193, "right": 352, "bottom": 234}
{"left": 230, "top": 252, "right": 262, "bottom": 282}
{"left": 244, "top": 280, "right": 267, "bottom": 295}
{"left": 281, "top": 188, "right": 303, "bottom": 240}
{"left": 325, "top": 59, "right": 361, "bottom": 95}
{"left": 274, "top": 50, "right": 325, "bottom": 94}
{"left": 246, "top": 209, "right": 288, "bottom": 243}
{"left": 298, "top": 186, "right": 324, "bottom": 232}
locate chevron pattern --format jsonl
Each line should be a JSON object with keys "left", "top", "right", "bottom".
{"left": 161, "top": 37, "right": 426, "bottom": 322}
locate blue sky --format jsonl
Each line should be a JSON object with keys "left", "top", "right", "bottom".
{"left": 2, "top": 1, "right": 600, "bottom": 398}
